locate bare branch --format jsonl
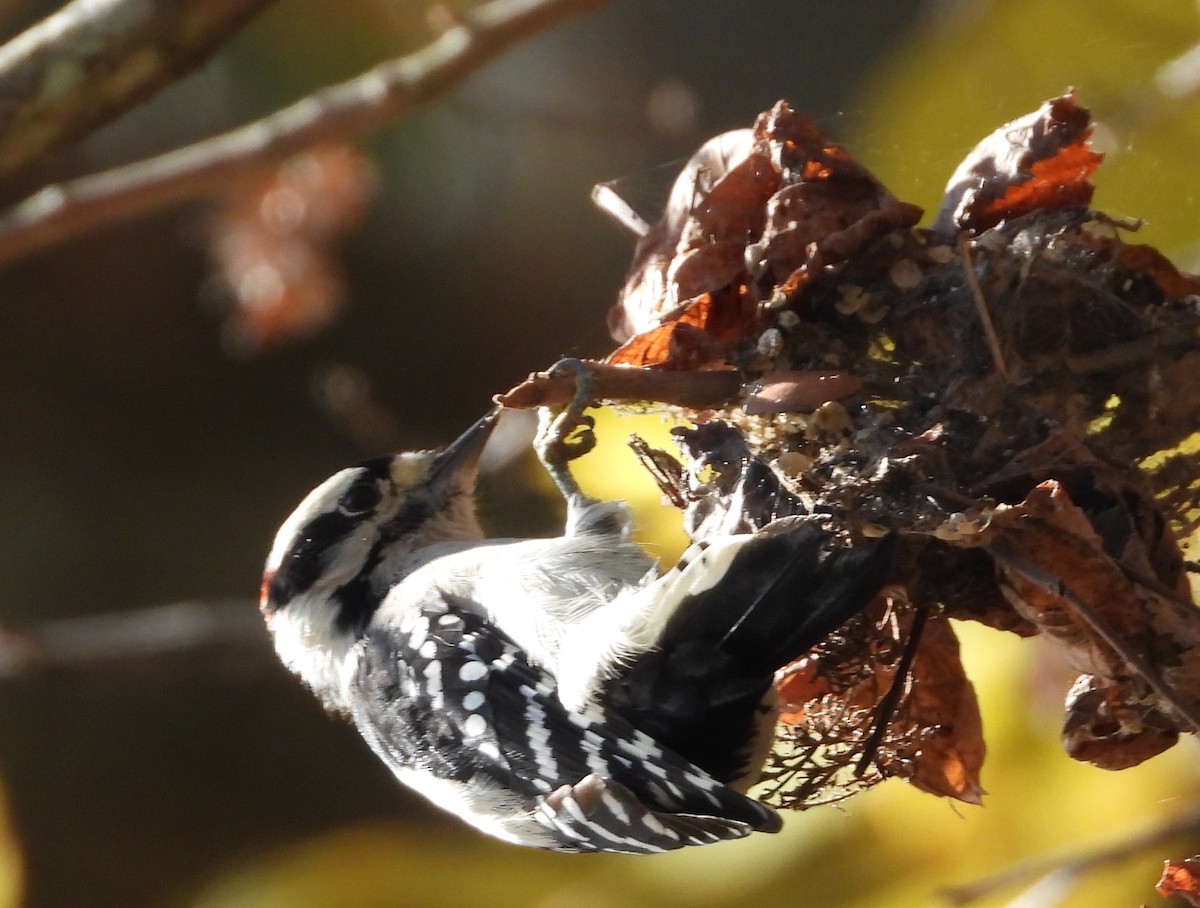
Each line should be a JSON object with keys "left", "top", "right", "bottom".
{"left": 0, "top": 0, "right": 277, "bottom": 187}
{"left": 0, "top": 600, "right": 263, "bottom": 677}
{"left": 0, "top": 0, "right": 610, "bottom": 267}
{"left": 941, "top": 801, "right": 1200, "bottom": 905}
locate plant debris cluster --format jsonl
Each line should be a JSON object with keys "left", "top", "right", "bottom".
{"left": 502, "top": 93, "right": 1200, "bottom": 809}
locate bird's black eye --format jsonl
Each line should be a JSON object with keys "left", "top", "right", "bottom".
{"left": 339, "top": 481, "right": 382, "bottom": 515}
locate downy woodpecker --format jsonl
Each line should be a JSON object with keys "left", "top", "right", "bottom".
{"left": 260, "top": 404, "right": 894, "bottom": 853}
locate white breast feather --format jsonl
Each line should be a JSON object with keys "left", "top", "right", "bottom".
{"left": 372, "top": 534, "right": 653, "bottom": 672}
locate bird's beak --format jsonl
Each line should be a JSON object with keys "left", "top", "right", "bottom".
{"left": 429, "top": 409, "right": 501, "bottom": 489}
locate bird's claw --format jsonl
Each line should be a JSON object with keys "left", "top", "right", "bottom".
{"left": 535, "top": 359, "right": 599, "bottom": 505}
{"left": 537, "top": 410, "right": 595, "bottom": 466}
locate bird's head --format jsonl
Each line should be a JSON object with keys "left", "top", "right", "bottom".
{"left": 259, "top": 411, "right": 499, "bottom": 706}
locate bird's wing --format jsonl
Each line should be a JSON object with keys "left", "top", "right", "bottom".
{"left": 604, "top": 522, "right": 897, "bottom": 783}
{"left": 347, "top": 591, "right": 778, "bottom": 853}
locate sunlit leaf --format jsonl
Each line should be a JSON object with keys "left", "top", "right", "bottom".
{"left": 859, "top": 0, "right": 1200, "bottom": 255}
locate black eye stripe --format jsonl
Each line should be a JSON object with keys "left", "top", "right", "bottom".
{"left": 266, "top": 510, "right": 357, "bottom": 608}
{"left": 333, "top": 550, "right": 380, "bottom": 635}
{"left": 356, "top": 455, "right": 395, "bottom": 479}
{"left": 265, "top": 461, "right": 444, "bottom": 621}
{"left": 333, "top": 498, "right": 432, "bottom": 633}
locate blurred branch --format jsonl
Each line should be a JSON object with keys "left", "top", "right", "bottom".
{"left": 0, "top": 0, "right": 610, "bottom": 268}
{"left": 0, "top": 0, "right": 277, "bottom": 187}
{"left": 0, "top": 600, "right": 264, "bottom": 677}
{"left": 941, "top": 802, "right": 1200, "bottom": 906}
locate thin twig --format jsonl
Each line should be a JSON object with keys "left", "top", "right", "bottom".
{"left": 0, "top": 0, "right": 610, "bottom": 267}
{"left": 941, "top": 801, "right": 1200, "bottom": 905}
{"left": 0, "top": 0, "right": 277, "bottom": 187}
{"left": 958, "top": 233, "right": 1011, "bottom": 381}
{"left": 591, "top": 181, "right": 651, "bottom": 237}
{"left": 0, "top": 600, "right": 263, "bottom": 678}
{"left": 855, "top": 599, "right": 927, "bottom": 776}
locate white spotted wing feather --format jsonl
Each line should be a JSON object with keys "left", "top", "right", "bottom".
{"left": 346, "top": 591, "right": 779, "bottom": 853}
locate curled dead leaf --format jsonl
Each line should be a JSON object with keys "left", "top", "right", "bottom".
{"left": 611, "top": 129, "right": 775, "bottom": 342}
{"left": 934, "top": 91, "right": 1101, "bottom": 236}
{"left": 987, "top": 481, "right": 1200, "bottom": 768}
{"left": 754, "top": 102, "right": 922, "bottom": 292}
{"left": 606, "top": 288, "right": 756, "bottom": 369}
{"left": 1062, "top": 673, "right": 1179, "bottom": 770}
{"left": 607, "top": 100, "right": 921, "bottom": 367}
{"left": 903, "top": 614, "right": 986, "bottom": 804}
{"left": 1158, "top": 858, "right": 1200, "bottom": 906}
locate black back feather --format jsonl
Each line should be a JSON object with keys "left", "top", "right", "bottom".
{"left": 603, "top": 523, "right": 896, "bottom": 783}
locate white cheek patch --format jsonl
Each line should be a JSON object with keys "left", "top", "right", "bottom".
{"left": 268, "top": 597, "right": 358, "bottom": 709}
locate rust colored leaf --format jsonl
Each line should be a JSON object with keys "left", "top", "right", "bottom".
{"left": 935, "top": 92, "right": 1102, "bottom": 236}
{"left": 903, "top": 615, "right": 986, "bottom": 804}
{"left": 611, "top": 129, "right": 776, "bottom": 342}
{"left": 606, "top": 320, "right": 731, "bottom": 369}
{"left": 1114, "top": 242, "right": 1200, "bottom": 301}
{"left": 762, "top": 598, "right": 901, "bottom": 808}
{"left": 986, "top": 481, "right": 1200, "bottom": 768}
{"left": 1062, "top": 673, "right": 1179, "bottom": 770}
{"left": 766, "top": 601, "right": 983, "bottom": 808}
{"left": 775, "top": 658, "right": 830, "bottom": 725}
{"left": 1158, "top": 858, "right": 1200, "bottom": 906}
{"left": 990, "top": 481, "right": 1171, "bottom": 669}
{"left": 608, "top": 100, "right": 921, "bottom": 357}
{"left": 1058, "top": 228, "right": 1200, "bottom": 319}
{"left": 755, "top": 102, "right": 922, "bottom": 290}
{"left": 607, "top": 286, "right": 756, "bottom": 368}
{"left": 988, "top": 139, "right": 1099, "bottom": 223}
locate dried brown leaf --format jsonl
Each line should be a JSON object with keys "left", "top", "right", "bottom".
{"left": 755, "top": 102, "right": 922, "bottom": 290}
{"left": 903, "top": 615, "right": 986, "bottom": 803}
{"left": 1113, "top": 242, "right": 1200, "bottom": 301}
{"left": 608, "top": 100, "right": 921, "bottom": 361}
{"left": 935, "top": 92, "right": 1101, "bottom": 235}
{"left": 607, "top": 286, "right": 756, "bottom": 368}
{"left": 1062, "top": 673, "right": 1179, "bottom": 770}
{"left": 1158, "top": 858, "right": 1200, "bottom": 906}
{"left": 611, "top": 130, "right": 775, "bottom": 341}
{"left": 767, "top": 602, "right": 983, "bottom": 808}
{"left": 987, "top": 480, "right": 1200, "bottom": 768}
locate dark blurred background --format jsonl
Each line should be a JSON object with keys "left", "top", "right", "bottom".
{"left": 1, "top": 1, "right": 1199, "bottom": 906}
